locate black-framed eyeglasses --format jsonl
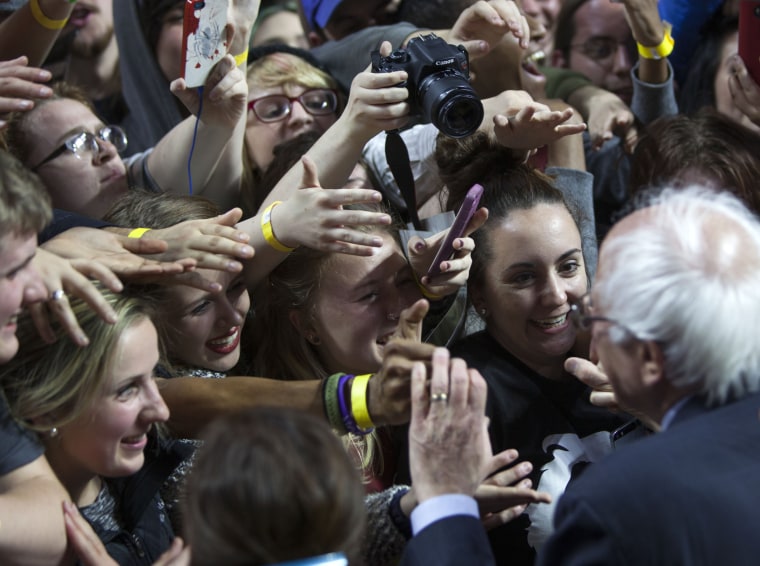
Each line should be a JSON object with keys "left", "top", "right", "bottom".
{"left": 32, "top": 125, "right": 128, "bottom": 171}
{"left": 569, "top": 293, "right": 634, "bottom": 336}
{"left": 570, "top": 37, "right": 637, "bottom": 66}
{"left": 247, "top": 89, "right": 339, "bottom": 123}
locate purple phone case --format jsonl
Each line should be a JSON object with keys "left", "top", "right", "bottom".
{"left": 426, "top": 184, "right": 484, "bottom": 278}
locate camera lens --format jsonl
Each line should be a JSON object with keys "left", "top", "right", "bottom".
{"left": 417, "top": 70, "right": 484, "bottom": 138}
{"left": 755, "top": 5, "right": 760, "bottom": 17}
{"left": 438, "top": 95, "right": 484, "bottom": 138}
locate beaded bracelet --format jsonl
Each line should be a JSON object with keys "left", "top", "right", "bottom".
{"left": 30, "top": 0, "right": 69, "bottom": 29}
{"left": 637, "top": 23, "right": 674, "bottom": 61}
{"left": 261, "top": 201, "right": 296, "bottom": 253}
{"left": 127, "top": 227, "right": 152, "bottom": 239}
{"left": 351, "top": 373, "right": 375, "bottom": 430}
{"left": 323, "top": 373, "right": 348, "bottom": 435}
{"left": 337, "top": 374, "right": 364, "bottom": 435}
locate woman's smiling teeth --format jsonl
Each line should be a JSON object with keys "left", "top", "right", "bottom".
{"left": 533, "top": 313, "right": 568, "bottom": 329}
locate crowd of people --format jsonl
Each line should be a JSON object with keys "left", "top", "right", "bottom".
{"left": 1, "top": 0, "right": 759, "bottom": 565}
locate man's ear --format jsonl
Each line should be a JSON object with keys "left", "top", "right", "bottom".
{"left": 551, "top": 48, "right": 567, "bottom": 69}
{"left": 640, "top": 340, "right": 666, "bottom": 388}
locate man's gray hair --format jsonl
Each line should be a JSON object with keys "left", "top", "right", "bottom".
{"left": 596, "top": 186, "right": 760, "bottom": 405}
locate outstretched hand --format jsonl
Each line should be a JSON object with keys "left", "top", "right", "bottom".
{"left": 25, "top": 249, "right": 121, "bottom": 347}
{"left": 367, "top": 299, "right": 433, "bottom": 426}
{"left": 445, "top": 0, "right": 530, "bottom": 59}
{"left": 477, "top": 451, "right": 552, "bottom": 529}
{"left": 42, "top": 227, "right": 193, "bottom": 278}
{"left": 170, "top": 52, "right": 247, "bottom": 130}
{"left": 271, "top": 156, "right": 393, "bottom": 256}
{"left": 493, "top": 103, "right": 587, "bottom": 151}
{"left": 407, "top": 207, "right": 488, "bottom": 296}
{"left": 408, "top": 348, "right": 493, "bottom": 502}
{"left": 565, "top": 356, "right": 619, "bottom": 410}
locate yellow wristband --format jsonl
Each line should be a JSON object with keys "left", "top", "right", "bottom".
{"left": 637, "top": 23, "right": 674, "bottom": 60}
{"left": 351, "top": 373, "right": 375, "bottom": 430}
{"left": 261, "top": 201, "right": 296, "bottom": 253}
{"left": 30, "top": 0, "right": 69, "bottom": 30}
{"left": 128, "top": 227, "right": 152, "bottom": 239}
{"left": 233, "top": 50, "right": 249, "bottom": 67}
{"left": 413, "top": 271, "right": 444, "bottom": 301}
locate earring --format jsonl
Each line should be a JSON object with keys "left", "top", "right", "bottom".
{"left": 49, "top": 427, "right": 59, "bottom": 438}
{"left": 306, "top": 333, "right": 321, "bottom": 346}
{"left": 387, "top": 312, "right": 399, "bottom": 322}
{"left": 479, "top": 308, "right": 488, "bottom": 317}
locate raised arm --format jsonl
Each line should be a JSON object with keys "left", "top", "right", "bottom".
{"left": 0, "top": 0, "right": 76, "bottom": 66}
{"left": 148, "top": 54, "right": 247, "bottom": 210}
{"left": 0, "top": 455, "right": 72, "bottom": 566}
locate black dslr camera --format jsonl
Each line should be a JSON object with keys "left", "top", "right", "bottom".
{"left": 371, "top": 33, "right": 483, "bottom": 139}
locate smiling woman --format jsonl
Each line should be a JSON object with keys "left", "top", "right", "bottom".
{"left": 0, "top": 288, "right": 191, "bottom": 565}
{"left": 104, "top": 190, "right": 251, "bottom": 377}
{"left": 436, "top": 134, "right": 626, "bottom": 564}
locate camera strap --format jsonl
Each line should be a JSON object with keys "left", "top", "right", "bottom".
{"left": 385, "top": 130, "right": 422, "bottom": 230}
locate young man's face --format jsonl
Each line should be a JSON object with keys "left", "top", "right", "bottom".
{"left": 0, "top": 231, "right": 41, "bottom": 363}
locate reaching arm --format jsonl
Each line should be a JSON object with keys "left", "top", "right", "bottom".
{"left": 147, "top": 55, "right": 247, "bottom": 210}
{"left": 0, "top": 456, "right": 73, "bottom": 566}
{"left": 0, "top": 0, "right": 76, "bottom": 66}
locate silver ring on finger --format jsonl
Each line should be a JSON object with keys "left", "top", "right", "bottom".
{"left": 430, "top": 392, "right": 448, "bottom": 403}
{"left": 50, "top": 289, "right": 65, "bottom": 301}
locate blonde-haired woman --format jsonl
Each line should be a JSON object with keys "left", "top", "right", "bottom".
{"left": 0, "top": 289, "right": 191, "bottom": 565}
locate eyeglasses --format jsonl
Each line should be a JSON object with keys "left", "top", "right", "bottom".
{"left": 32, "top": 125, "right": 128, "bottom": 171}
{"left": 570, "top": 37, "right": 636, "bottom": 67}
{"left": 247, "top": 89, "right": 339, "bottom": 123}
{"left": 569, "top": 293, "right": 635, "bottom": 337}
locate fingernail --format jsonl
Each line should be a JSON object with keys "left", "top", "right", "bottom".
{"left": 520, "top": 462, "right": 533, "bottom": 474}
{"left": 209, "top": 282, "right": 222, "bottom": 292}
{"left": 79, "top": 334, "right": 90, "bottom": 346}
{"left": 39, "top": 85, "right": 53, "bottom": 97}
{"left": 227, "top": 261, "right": 242, "bottom": 272}
{"left": 18, "top": 100, "right": 32, "bottom": 110}
{"left": 239, "top": 244, "right": 254, "bottom": 257}
{"left": 565, "top": 359, "right": 577, "bottom": 372}
{"left": 372, "top": 237, "right": 383, "bottom": 246}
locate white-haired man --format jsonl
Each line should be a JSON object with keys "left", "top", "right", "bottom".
{"left": 538, "top": 186, "right": 760, "bottom": 565}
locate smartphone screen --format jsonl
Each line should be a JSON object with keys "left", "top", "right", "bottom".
{"left": 426, "top": 183, "right": 484, "bottom": 278}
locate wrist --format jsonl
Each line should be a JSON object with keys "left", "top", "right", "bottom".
{"left": 265, "top": 201, "right": 298, "bottom": 251}
{"left": 636, "top": 22, "right": 674, "bottom": 61}
{"left": 400, "top": 488, "right": 418, "bottom": 516}
{"left": 30, "top": 0, "right": 73, "bottom": 29}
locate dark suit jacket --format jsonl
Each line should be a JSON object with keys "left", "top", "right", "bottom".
{"left": 400, "top": 515, "right": 495, "bottom": 566}
{"left": 537, "top": 392, "right": 760, "bottom": 566}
